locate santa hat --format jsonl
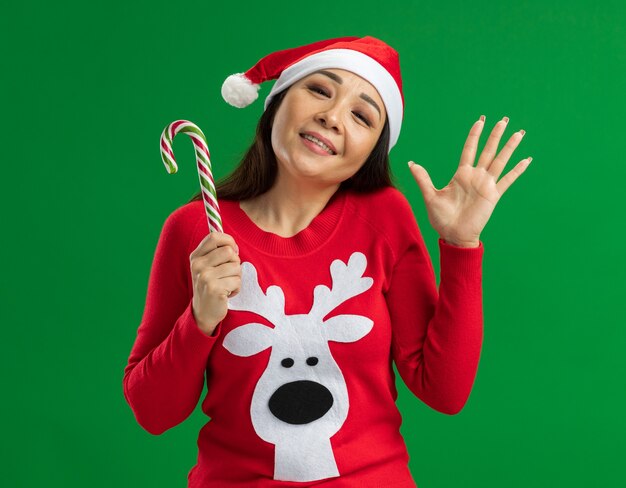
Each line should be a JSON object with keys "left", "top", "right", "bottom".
{"left": 221, "top": 36, "right": 404, "bottom": 151}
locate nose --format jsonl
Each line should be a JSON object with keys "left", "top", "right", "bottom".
{"left": 268, "top": 380, "right": 334, "bottom": 424}
{"left": 315, "top": 103, "right": 343, "bottom": 132}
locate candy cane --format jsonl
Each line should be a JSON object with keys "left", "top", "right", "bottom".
{"left": 160, "top": 120, "right": 223, "bottom": 233}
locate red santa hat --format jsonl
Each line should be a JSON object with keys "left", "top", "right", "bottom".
{"left": 221, "top": 36, "right": 404, "bottom": 151}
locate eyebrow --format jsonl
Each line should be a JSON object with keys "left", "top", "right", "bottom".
{"left": 313, "top": 70, "right": 382, "bottom": 121}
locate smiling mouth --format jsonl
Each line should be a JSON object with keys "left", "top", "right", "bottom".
{"left": 299, "top": 133, "right": 337, "bottom": 155}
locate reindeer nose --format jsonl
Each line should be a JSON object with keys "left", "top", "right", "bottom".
{"left": 268, "top": 381, "right": 333, "bottom": 425}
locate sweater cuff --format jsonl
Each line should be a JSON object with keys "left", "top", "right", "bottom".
{"left": 177, "top": 301, "right": 224, "bottom": 353}
{"left": 438, "top": 238, "right": 484, "bottom": 282}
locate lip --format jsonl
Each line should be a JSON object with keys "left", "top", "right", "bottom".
{"left": 299, "top": 131, "right": 338, "bottom": 155}
{"left": 300, "top": 135, "right": 335, "bottom": 156}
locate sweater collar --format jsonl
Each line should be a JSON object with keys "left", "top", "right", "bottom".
{"left": 221, "top": 189, "right": 348, "bottom": 256}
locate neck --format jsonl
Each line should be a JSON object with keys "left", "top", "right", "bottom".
{"left": 240, "top": 172, "right": 340, "bottom": 238}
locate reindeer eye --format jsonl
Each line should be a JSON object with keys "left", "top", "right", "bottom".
{"left": 306, "top": 357, "right": 319, "bottom": 366}
{"left": 281, "top": 358, "right": 294, "bottom": 368}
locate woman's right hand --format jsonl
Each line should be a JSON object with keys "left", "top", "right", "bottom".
{"left": 189, "top": 232, "right": 241, "bottom": 336}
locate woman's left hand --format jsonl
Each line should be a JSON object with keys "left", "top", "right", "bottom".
{"left": 408, "top": 116, "right": 532, "bottom": 248}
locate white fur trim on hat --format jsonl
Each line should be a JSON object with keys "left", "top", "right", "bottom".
{"left": 221, "top": 73, "right": 260, "bottom": 108}
{"left": 263, "top": 49, "right": 404, "bottom": 150}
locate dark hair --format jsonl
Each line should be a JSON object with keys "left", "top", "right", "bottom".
{"left": 187, "top": 86, "right": 396, "bottom": 203}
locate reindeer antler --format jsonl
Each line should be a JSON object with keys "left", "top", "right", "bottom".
{"left": 309, "top": 252, "right": 373, "bottom": 321}
{"left": 227, "top": 262, "right": 286, "bottom": 326}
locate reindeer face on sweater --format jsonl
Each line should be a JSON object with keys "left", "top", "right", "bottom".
{"left": 222, "top": 251, "right": 374, "bottom": 482}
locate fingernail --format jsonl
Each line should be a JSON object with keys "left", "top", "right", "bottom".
{"left": 479, "top": 115, "right": 485, "bottom": 122}
{"left": 520, "top": 129, "right": 526, "bottom": 136}
{"left": 503, "top": 116, "right": 509, "bottom": 123}
{"left": 408, "top": 161, "right": 414, "bottom": 167}
{"left": 528, "top": 157, "right": 533, "bottom": 163}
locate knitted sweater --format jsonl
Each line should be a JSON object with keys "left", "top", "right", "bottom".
{"left": 123, "top": 186, "right": 484, "bottom": 487}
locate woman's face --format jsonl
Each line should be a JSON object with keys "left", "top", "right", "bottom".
{"left": 270, "top": 68, "right": 387, "bottom": 189}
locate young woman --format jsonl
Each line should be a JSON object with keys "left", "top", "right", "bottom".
{"left": 123, "top": 36, "right": 531, "bottom": 487}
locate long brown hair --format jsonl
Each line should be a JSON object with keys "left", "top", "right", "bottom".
{"left": 187, "top": 86, "right": 396, "bottom": 204}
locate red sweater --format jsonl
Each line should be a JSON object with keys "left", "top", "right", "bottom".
{"left": 123, "top": 186, "right": 484, "bottom": 487}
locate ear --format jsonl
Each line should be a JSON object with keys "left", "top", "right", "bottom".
{"left": 223, "top": 323, "right": 275, "bottom": 357}
{"left": 323, "top": 315, "right": 374, "bottom": 343}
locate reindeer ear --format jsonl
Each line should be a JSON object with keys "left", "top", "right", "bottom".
{"left": 223, "top": 323, "right": 275, "bottom": 357}
{"left": 323, "top": 315, "right": 374, "bottom": 343}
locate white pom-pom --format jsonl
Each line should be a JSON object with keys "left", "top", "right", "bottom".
{"left": 221, "top": 73, "right": 260, "bottom": 108}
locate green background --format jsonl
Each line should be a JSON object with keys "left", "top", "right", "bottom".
{"left": 2, "top": 0, "right": 624, "bottom": 486}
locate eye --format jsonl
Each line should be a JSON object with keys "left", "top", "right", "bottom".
{"left": 307, "top": 85, "right": 329, "bottom": 97}
{"left": 353, "top": 112, "right": 371, "bottom": 126}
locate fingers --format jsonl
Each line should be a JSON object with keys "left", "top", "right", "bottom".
{"left": 459, "top": 117, "right": 485, "bottom": 168}
{"left": 214, "top": 260, "right": 242, "bottom": 279}
{"left": 216, "top": 262, "right": 242, "bottom": 298}
{"left": 191, "top": 258, "right": 242, "bottom": 297}
{"left": 220, "top": 275, "right": 242, "bottom": 298}
{"left": 476, "top": 117, "right": 509, "bottom": 169}
{"left": 495, "top": 157, "right": 532, "bottom": 195}
{"left": 190, "top": 243, "right": 240, "bottom": 277}
{"left": 408, "top": 162, "right": 436, "bottom": 202}
{"left": 190, "top": 231, "right": 239, "bottom": 259}
{"left": 487, "top": 130, "right": 526, "bottom": 178}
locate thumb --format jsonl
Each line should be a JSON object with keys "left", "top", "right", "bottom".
{"left": 408, "top": 161, "right": 435, "bottom": 201}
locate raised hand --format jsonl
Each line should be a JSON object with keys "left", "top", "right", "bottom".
{"left": 408, "top": 116, "right": 532, "bottom": 247}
